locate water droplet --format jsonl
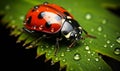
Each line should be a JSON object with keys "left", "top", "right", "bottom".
{"left": 97, "top": 26, "right": 102, "bottom": 32}
{"left": 110, "top": 44, "right": 114, "bottom": 48}
{"left": 41, "top": 48, "right": 44, "bottom": 51}
{"left": 5, "top": 5, "right": 10, "bottom": 10}
{"left": 55, "top": 57, "right": 59, "bottom": 61}
{"left": 66, "top": 48, "right": 70, "bottom": 52}
{"left": 104, "top": 44, "right": 107, "bottom": 48}
{"left": 103, "top": 34, "right": 107, "bottom": 38}
{"left": 88, "top": 58, "right": 91, "bottom": 61}
{"left": 61, "top": 52, "right": 65, "bottom": 57}
{"left": 88, "top": 51, "right": 91, "bottom": 54}
{"left": 20, "top": 16, "right": 24, "bottom": 20}
{"left": 102, "top": 19, "right": 107, "bottom": 24}
{"left": 70, "top": 68, "right": 73, "bottom": 71}
{"left": 89, "top": 40, "right": 92, "bottom": 43}
{"left": 85, "top": 13, "right": 92, "bottom": 20}
{"left": 116, "top": 36, "right": 120, "bottom": 44}
{"left": 73, "top": 53, "right": 81, "bottom": 61}
{"left": 95, "top": 57, "right": 99, "bottom": 62}
{"left": 62, "top": 59, "right": 66, "bottom": 62}
{"left": 85, "top": 46, "right": 90, "bottom": 50}
{"left": 40, "top": 45, "right": 43, "bottom": 48}
{"left": 46, "top": 45, "right": 49, "bottom": 48}
{"left": 114, "top": 48, "right": 120, "bottom": 55}
{"left": 107, "top": 40, "right": 110, "bottom": 44}
{"left": 47, "top": 53, "right": 50, "bottom": 56}
{"left": 98, "top": 66, "right": 102, "bottom": 69}
{"left": 91, "top": 28, "right": 94, "bottom": 32}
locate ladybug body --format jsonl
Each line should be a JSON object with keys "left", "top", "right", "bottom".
{"left": 24, "top": 2, "right": 95, "bottom": 53}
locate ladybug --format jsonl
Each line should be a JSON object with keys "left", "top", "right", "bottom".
{"left": 23, "top": 2, "right": 96, "bottom": 54}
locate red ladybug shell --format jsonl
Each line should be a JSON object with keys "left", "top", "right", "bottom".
{"left": 24, "top": 3, "right": 73, "bottom": 34}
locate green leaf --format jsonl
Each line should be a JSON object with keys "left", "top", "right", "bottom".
{"left": 0, "top": 0, "right": 120, "bottom": 71}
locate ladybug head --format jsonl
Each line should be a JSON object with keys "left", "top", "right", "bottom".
{"left": 61, "top": 19, "right": 83, "bottom": 41}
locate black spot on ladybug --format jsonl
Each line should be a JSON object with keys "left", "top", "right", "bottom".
{"left": 45, "top": 22, "right": 51, "bottom": 28}
{"left": 26, "top": 16, "right": 32, "bottom": 24}
{"left": 32, "top": 5, "right": 39, "bottom": 12}
{"left": 64, "top": 12, "right": 70, "bottom": 16}
{"left": 38, "top": 12, "right": 43, "bottom": 19}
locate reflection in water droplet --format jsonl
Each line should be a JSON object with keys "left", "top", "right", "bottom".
{"left": 73, "top": 53, "right": 81, "bottom": 61}
{"left": 97, "top": 26, "right": 102, "bottom": 32}
{"left": 5, "top": 5, "right": 10, "bottom": 10}
{"left": 107, "top": 40, "right": 110, "bottom": 44}
{"left": 85, "top": 46, "right": 90, "bottom": 50}
{"left": 114, "top": 48, "right": 120, "bottom": 55}
{"left": 104, "top": 44, "right": 107, "bottom": 48}
{"left": 85, "top": 13, "right": 92, "bottom": 20}
{"left": 61, "top": 52, "right": 65, "bottom": 57}
{"left": 102, "top": 19, "right": 107, "bottom": 24}
{"left": 116, "top": 36, "right": 120, "bottom": 44}
{"left": 95, "top": 57, "right": 99, "bottom": 62}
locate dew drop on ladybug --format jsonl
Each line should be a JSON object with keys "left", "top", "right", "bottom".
{"left": 23, "top": 2, "right": 96, "bottom": 55}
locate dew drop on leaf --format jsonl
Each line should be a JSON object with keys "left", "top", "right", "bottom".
{"left": 55, "top": 57, "right": 59, "bottom": 61}
{"left": 107, "top": 40, "right": 111, "bottom": 44}
{"left": 19, "top": 16, "right": 24, "bottom": 20}
{"left": 70, "top": 68, "right": 74, "bottom": 71}
{"left": 66, "top": 48, "right": 70, "bottom": 52}
{"left": 88, "top": 51, "right": 91, "bottom": 54}
{"left": 116, "top": 36, "right": 120, "bottom": 44}
{"left": 73, "top": 53, "right": 81, "bottom": 61}
{"left": 110, "top": 44, "right": 114, "bottom": 48}
{"left": 61, "top": 52, "right": 65, "bottom": 57}
{"left": 95, "top": 57, "right": 99, "bottom": 62}
{"left": 102, "top": 19, "right": 107, "bottom": 24}
{"left": 114, "top": 48, "right": 120, "bottom": 55}
{"left": 97, "top": 26, "right": 102, "bottom": 32}
{"left": 98, "top": 66, "right": 102, "bottom": 69}
{"left": 88, "top": 58, "right": 91, "bottom": 61}
{"left": 104, "top": 44, "right": 107, "bottom": 48}
{"left": 103, "top": 34, "right": 107, "bottom": 38}
{"left": 85, "top": 13, "right": 92, "bottom": 20}
{"left": 46, "top": 45, "right": 49, "bottom": 48}
{"left": 62, "top": 59, "right": 66, "bottom": 62}
{"left": 91, "top": 28, "right": 94, "bottom": 32}
{"left": 85, "top": 46, "right": 90, "bottom": 50}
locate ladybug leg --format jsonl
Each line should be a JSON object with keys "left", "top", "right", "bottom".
{"left": 23, "top": 27, "right": 35, "bottom": 33}
{"left": 27, "top": 34, "right": 47, "bottom": 49}
{"left": 69, "top": 40, "right": 76, "bottom": 48}
{"left": 82, "top": 29, "right": 96, "bottom": 38}
{"left": 54, "top": 38, "right": 60, "bottom": 56}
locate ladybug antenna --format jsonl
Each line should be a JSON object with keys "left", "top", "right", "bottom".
{"left": 82, "top": 29, "right": 96, "bottom": 38}
{"left": 43, "top": 2, "right": 49, "bottom": 5}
